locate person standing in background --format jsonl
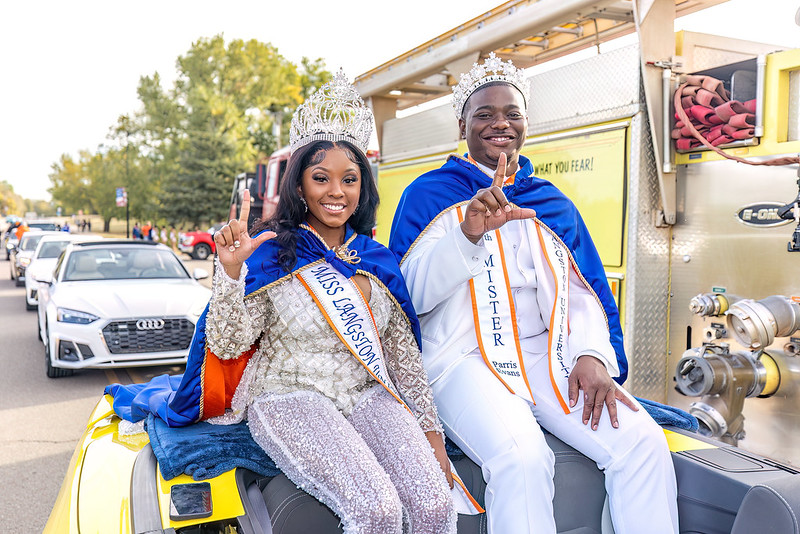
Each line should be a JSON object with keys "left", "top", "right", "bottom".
{"left": 142, "top": 221, "right": 152, "bottom": 241}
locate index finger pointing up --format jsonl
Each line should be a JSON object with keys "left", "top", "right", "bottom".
{"left": 492, "top": 152, "right": 507, "bottom": 189}
{"left": 240, "top": 190, "right": 251, "bottom": 226}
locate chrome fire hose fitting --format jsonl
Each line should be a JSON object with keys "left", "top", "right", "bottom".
{"left": 675, "top": 345, "right": 769, "bottom": 398}
{"left": 726, "top": 296, "right": 800, "bottom": 349}
{"left": 689, "top": 293, "right": 732, "bottom": 317}
{"left": 675, "top": 345, "right": 782, "bottom": 443}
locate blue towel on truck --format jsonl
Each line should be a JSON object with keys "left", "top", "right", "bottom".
{"left": 146, "top": 414, "right": 280, "bottom": 481}
{"left": 637, "top": 397, "right": 699, "bottom": 432}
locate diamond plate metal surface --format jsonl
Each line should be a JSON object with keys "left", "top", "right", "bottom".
{"left": 528, "top": 45, "right": 642, "bottom": 135}
{"left": 623, "top": 113, "right": 672, "bottom": 401}
{"left": 382, "top": 104, "right": 460, "bottom": 161}
{"left": 789, "top": 70, "right": 800, "bottom": 142}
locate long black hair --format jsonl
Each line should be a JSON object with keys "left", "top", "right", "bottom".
{"left": 250, "top": 140, "right": 379, "bottom": 272}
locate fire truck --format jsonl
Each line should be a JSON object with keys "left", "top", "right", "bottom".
{"left": 351, "top": 0, "right": 800, "bottom": 530}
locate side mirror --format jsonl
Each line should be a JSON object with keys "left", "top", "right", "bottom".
{"left": 192, "top": 268, "right": 209, "bottom": 280}
{"left": 35, "top": 273, "right": 53, "bottom": 285}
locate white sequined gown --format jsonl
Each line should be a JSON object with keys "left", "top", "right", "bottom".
{"left": 205, "top": 259, "right": 456, "bottom": 534}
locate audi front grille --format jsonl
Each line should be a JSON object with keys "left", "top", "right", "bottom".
{"left": 102, "top": 318, "right": 195, "bottom": 354}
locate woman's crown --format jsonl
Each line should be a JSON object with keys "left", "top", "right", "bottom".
{"left": 452, "top": 52, "right": 530, "bottom": 119}
{"left": 290, "top": 70, "right": 373, "bottom": 154}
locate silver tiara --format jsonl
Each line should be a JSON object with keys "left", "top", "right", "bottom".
{"left": 452, "top": 52, "right": 531, "bottom": 119}
{"left": 289, "top": 70, "right": 373, "bottom": 154}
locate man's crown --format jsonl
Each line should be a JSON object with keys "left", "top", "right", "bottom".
{"left": 452, "top": 52, "right": 530, "bottom": 119}
{"left": 290, "top": 70, "right": 373, "bottom": 154}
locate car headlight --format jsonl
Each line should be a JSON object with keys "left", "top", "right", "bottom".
{"left": 19, "top": 257, "right": 31, "bottom": 267}
{"left": 57, "top": 308, "right": 100, "bottom": 324}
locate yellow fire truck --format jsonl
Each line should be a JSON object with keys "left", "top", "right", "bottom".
{"left": 357, "top": 0, "right": 800, "bottom": 467}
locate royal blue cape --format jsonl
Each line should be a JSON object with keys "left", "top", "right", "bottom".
{"left": 106, "top": 226, "right": 422, "bottom": 426}
{"left": 388, "top": 154, "right": 627, "bottom": 384}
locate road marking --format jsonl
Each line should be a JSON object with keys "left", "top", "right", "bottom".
{"left": 105, "top": 368, "right": 122, "bottom": 385}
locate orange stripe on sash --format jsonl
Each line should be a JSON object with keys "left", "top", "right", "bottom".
{"left": 452, "top": 473, "right": 486, "bottom": 513}
{"left": 456, "top": 207, "right": 533, "bottom": 403}
{"left": 458, "top": 207, "right": 515, "bottom": 394}
{"left": 535, "top": 223, "right": 571, "bottom": 414}
{"left": 493, "top": 230, "right": 535, "bottom": 405}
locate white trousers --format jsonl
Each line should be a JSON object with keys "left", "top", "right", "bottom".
{"left": 433, "top": 354, "right": 679, "bottom": 534}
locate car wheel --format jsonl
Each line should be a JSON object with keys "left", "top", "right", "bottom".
{"left": 45, "top": 322, "right": 73, "bottom": 378}
{"left": 193, "top": 243, "right": 212, "bottom": 260}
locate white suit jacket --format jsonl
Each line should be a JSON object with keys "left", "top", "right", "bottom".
{"left": 399, "top": 209, "right": 619, "bottom": 386}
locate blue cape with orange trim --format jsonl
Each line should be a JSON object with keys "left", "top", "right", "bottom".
{"left": 388, "top": 154, "right": 627, "bottom": 384}
{"left": 105, "top": 226, "right": 422, "bottom": 426}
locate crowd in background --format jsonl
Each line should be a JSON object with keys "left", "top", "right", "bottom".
{"left": 131, "top": 221, "right": 180, "bottom": 251}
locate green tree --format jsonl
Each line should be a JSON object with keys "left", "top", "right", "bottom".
{"left": 49, "top": 153, "right": 93, "bottom": 214}
{"left": 0, "top": 181, "right": 24, "bottom": 216}
{"left": 299, "top": 57, "right": 333, "bottom": 100}
{"left": 46, "top": 36, "right": 332, "bottom": 229}
{"left": 157, "top": 35, "right": 309, "bottom": 224}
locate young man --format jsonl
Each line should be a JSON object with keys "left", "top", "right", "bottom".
{"left": 389, "top": 54, "right": 678, "bottom": 534}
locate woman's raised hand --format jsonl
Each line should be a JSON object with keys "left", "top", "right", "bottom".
{"left": 214, "top": 190, "right": 276, "bottom": 279}
{"left": 460, "top": 152, "right": 537, "bottom": 244}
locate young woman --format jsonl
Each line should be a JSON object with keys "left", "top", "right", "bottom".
{"left": 206, "top": 75, "right": 455, "bottom": 533}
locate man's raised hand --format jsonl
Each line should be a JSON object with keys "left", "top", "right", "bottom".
{"left": 214, "top": 190, "right": 276, "bottom": 279}
{"left": 460, "top": 152, "right": 537, "bottom": 244}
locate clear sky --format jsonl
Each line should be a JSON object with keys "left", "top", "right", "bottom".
{"left": 1, "top": 0, "right": 798, "bottom": 202}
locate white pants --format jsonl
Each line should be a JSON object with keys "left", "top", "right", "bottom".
{"left": 433, "top": 354, "right": 679, "bottom": 534}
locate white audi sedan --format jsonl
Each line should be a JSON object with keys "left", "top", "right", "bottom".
{"left": 25, "top": 233, "right": 102, "bottom": 310}
{"left": 36, "top": 240, "right": 211, "bottom": 378}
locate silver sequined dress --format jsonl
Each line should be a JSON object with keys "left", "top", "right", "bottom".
{"left": 205, "top": 258, "right": 455, "bottom": 534}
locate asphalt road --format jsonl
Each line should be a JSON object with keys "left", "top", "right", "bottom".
{"left": 0, "top": 250, "right": 213, "bottom": 532}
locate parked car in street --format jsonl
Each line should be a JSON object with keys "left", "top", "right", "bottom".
{"left": 179, "top": 228, "right": 217, "bottom": 260}
{"left": 36, "top": 240, "right": 211, "bottom": 378}
{"left": 10, "top": 230, "right": 61, "bottom": 286}
{"left": 4, "top": 220, "right": 60, "bottom": 259}
{"left": 24, "top": 234, "right": 101, "bottom": 310}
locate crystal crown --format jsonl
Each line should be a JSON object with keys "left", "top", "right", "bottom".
{"left": 452, "top": 52, "right": 531, "bottom": 119}
{"left": 290, "top": 70, "right": 373, "bottom": 154}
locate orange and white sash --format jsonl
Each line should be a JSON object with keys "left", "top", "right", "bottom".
{"left": 297, "top": 262, "right": 404, "bottom": 405}
{"left": 297, "top": 260, "right": 483, "bottom": 515}
{"left": 457, "top": 207, "right": 574, "bottom": 414}
{"left": 535, "top": 223, "right": 572, "bottom": 414}
{"left": 457, "top": 207, "right": 535, "bottom": 405}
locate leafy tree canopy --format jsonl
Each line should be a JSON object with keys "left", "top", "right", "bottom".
{"left": 48, "top": 35, "right": 331, "bottom": 229}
